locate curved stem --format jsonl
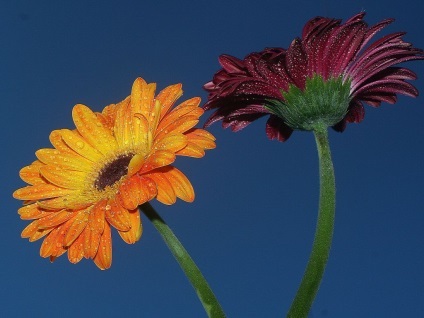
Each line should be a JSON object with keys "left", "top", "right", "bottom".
{"left": 287, "top": 125, "right": 336, "bottom": 317}
{"left": 141, "top": 202, "right": 226, "bottom": 318}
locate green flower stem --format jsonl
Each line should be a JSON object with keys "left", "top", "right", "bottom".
{"left": 287, "top": 125, "right": 336, "bottom": 317}
{"left": 141, "top": 202, "right": 226, "bottom": 318}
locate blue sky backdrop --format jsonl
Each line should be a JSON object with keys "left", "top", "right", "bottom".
{"left": 2, "top": 1, "right": 423, "bottom": 317}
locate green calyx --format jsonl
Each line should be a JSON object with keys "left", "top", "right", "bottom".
{"left": 265, "top": 75, "right": 351, "bottom": 131}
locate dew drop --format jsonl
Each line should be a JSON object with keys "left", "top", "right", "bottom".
{"left": 76, "top": 141, "right": 84, "bottom": 149}
{"left": 105, "top": 205, "right": 111, "bottom": 211}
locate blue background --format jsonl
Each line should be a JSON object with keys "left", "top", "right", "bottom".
{"left": 2, "top": 1, "right": 423, "bottom": 317}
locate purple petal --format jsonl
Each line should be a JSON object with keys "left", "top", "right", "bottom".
{"left": 266, "top": 115, "right": 293, "bottom": 141}
{"left": 285, "top": 38, "right": 308, "bottom": 88}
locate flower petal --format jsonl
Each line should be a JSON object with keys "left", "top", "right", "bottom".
{"left": 118, "top": 209, "right": 142, "bottom": 244}
{"left": 156, "top": 83, "right": 183, "bottom": 119}
{"left": 145, "top": 171, "right": 176, "bottom": 205}
{"left": 60, "top": 129, "right": 103, "bottom": 162}
{"left": 118, "top": 175, "right": 157, "bottom": 210}
{"left": 142, "top": 150, "right": 176, "bottom": 173}
{"left": 37, "top": 194, "right": 89, "bottom": 210}
{"left": 39, "top": 166, "right": 86, "bottom": 189}
{"left": 13, "top": 184, "right": 75, "bottom": 201}
{"left": 18, "top": 204, "right": 52, "bottom": 220}
{"left": 130, "top": 77, "right": 156, "bottom": 126}
{"left": 49, "top": 130, "right": 75, "bottom": 155}
{"left": 64, "top": 208, "right": 90, "bottom": 247}
{"left": 19, "top": 161, "right": 45, "bottom": 185}
{"left": 153, "top": 133, "right": 187, "bottom": 153}
{"left": 68, "top": 231, "right": 85, "bottom": 264}
{"left": 156, "top": 97, "right": 202, "bottom": 135}
{"left": 40, "top": 223, "right": 69, "bottom": 258}
{"left": 105, "top": 198, "right": 131, "bottom": 231}
{"left": 36, "top": 149, "right": 91, "bottom": 172}
{"left": 93, "top": 222, "right": 112, "bottom": 270}
{"left": 47, "top": 220, "right": 73, "bottom": 259}
{"left": 159, "top": 167, "right": 194, "bottom": 202}
{"left": 83, "top": 200, "right": 106, "bottom": 259}
{"left": 72, "top": 104, "right": 118, "bottom": 155}
{"left": 37, "top": 210, "right": 74, "bottom": 229}
{"left": 176, "top": 128, "right": 216, "bottom": 158}
{"left": 21, "top": 220, "right": 53, "bottom": 242}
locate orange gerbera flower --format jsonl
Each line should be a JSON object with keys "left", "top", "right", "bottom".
{"left": 13, "top": 77, "right": 216, "bottom": 270}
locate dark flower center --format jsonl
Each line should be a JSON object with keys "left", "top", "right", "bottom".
{"left": 95, "top": 154, "right": 134, "bottom": 191}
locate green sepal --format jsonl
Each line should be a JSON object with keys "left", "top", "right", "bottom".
{"left": 265, "top": 75, "right": 351, "bottom": 131}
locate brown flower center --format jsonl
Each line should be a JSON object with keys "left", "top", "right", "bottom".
{"left": 95, "top": 154, "right": 134, "bottom": 191}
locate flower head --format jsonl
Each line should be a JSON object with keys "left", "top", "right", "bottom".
{"left": 204, "top": 12, "right": 424, "bottom": 141}
{"left": 13, "top": 77, "right": 216, "bottom": 269}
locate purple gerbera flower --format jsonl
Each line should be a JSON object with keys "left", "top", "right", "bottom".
{"left": 203, "top": 12, "right": 424, "bottom": 141}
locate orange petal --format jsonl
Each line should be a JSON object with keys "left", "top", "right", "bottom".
{"left": 21, "top": 220, "right": 53, "bottom": 242}
{"left": 37, "top": 194, "right": 89, "bottom": 210}
{"left": 93, "top": 222, "right": 112, "bottom": 270}
{"left": 49, "top": 130, "right": 74, "bottom": 155}
{"left": 141, "top": 150, "right": 176, "bottom": 173}
{"left": 131, "top": 78, "right": 156, "bottom": 145}
{"left": 97, "top": 103, "right": 117, "bottom": 130}
{"left": 84, "top": 200, "right": 106, "bottom": 258}
{"left": 172, "top": 96, "right": 201, "bottom": 112}
{"left": 177, "top": 129, "right": 216, "bottom": 158}
{"left": 153, "top": 133, "right": 187, "bottom": 153}
{"left": 105, "top": 198, "right": 131, "bottom": 231}
{"left": 36, "top": 149, "right": 91, "bottom": 172}
{"left": 156, "top": 97, "right": 201, "bottom": 136}
{"left": 18, "top": 203, "right": 52, "bottom": 220}
{"left": 157, "top": 116, "right": 200, "bottom": 142}
{"left": 30, "top": 227, "right": 53, "bottom": 242}
{"left": 156, "top": 83, "right": 183, "bottom": 119}
{"left": 131, "top": 78, "right": 156, "bottom": 118}
{"left": 118, "top": 209, "right": 142, "bottom": 244}
{"left": 114, "top": 97, "right": 135, "bottom": 149}
{"left": 37, "top": 210, "right": 74, "bottom": 229}
{"left": 60, "top": 129, "right": 103, "bottom": 162}
{"left": 156, "top": 113, "right": 201, "bottom": 142}
{"left": 48, "top": 220, "right": 73, "bottom": 259}
{"left": 176, "top": 143, "right": 205, "bottom": 158}
{"left": 118, "top": 175, "right": 157, "bottom": 210}
{"left": 40, "top": 226, "right": 64, "bottom": 258}
{"left": 64, "top": 208, "right": 90, "bottom": 246}
{"left": 161, "top": 167, "right": 194, "bottom": 202}
{"left": 72, "top": 104, "right": 118, "bottom": 155}
{"left": 145, "top": 171, "right": 176, "bottom": 205}
{"left": 68, "top": 231, "right": 85, "bottom": 264}
{"left": 13, "top": 184, "right": 75, "bottom": 201}
{"left": 19, "top": 161, "right": 45, "bottom": 185}
{"left": 148, "top": 100, "right": 161, "bottom": 136}
{"left": 185, "top": 128, "right": 216, "bottom": 147}
{"left": 127, "top": 153, "right": 145, "bottom": 177}
{"left": 40, "top": 166, "right": 86, "bottom": 189}
{"left": 132, "top": 113, "right": 150, "bottom": 151}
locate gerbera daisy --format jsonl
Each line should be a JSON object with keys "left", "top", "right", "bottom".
{"left": 13, "top": 77, "right": 216, "bottom": 270}
{"left": 203, "top": 12, "right": 423, "bottom": 317}
{"left": 203, "top": 12, "right": 424, "bottom": 141}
